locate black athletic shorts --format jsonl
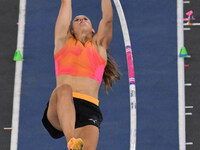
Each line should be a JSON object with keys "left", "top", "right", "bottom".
{"left": 42, "top": 96, "right": 103, "bottom": 139}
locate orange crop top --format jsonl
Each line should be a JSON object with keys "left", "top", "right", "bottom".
{"left": 54, "top": 37, "right": 106, "bottom": 85}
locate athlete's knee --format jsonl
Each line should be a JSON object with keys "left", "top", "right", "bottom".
{"left": 56, "top": 84, "right": 73, "bottom": 100}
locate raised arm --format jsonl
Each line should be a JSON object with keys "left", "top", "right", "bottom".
{"left": 95, "top": 0, "right": 113, "bottom": 48}
{"left": 55, "top": 0, "right": 72, "bottom": 41}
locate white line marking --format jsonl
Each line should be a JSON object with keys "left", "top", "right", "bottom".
{"left": 186, "top": 142, "right": 193, "bottom": 145}
{"left": 185, "top": 113, "right": 192, "bottom": 115}
{"left": 184, "top": 1, "right": 190, "bottom": 4}
{"left": 185, "top": 106, "right": 193, "bottom": 109}
{"left": 186, "top": 55, "right": 191, "bottom": 58}
{"left": 185, "top": 83, "right": 192, "bottom": 86}
{"left": 177, "top": 0, "right": 186, "bottom": 150}
{"left": 10, "top": 0, "right": 26, "bottom": 150}
{"left": 16, "top": 21, "right": 25, "bottom": 25}
{"left": 184, "top": 28, "right": 191, "bottom": 30}
{"left": 4, "top": 128, "right": 12, "bottom": 130}
{"left": 184, "top": 23, "right": 200, "bottom": 26}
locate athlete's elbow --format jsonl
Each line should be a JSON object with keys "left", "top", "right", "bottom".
{"left": 102, "top": 18, "right": 113, "bottom": 28}
{"left": 103, "top": 13, "right": 113, "bottom": 22}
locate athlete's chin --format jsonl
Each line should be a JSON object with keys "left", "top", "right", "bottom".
{"left": 80, "top": 25, "right": 91, "bottom": 30}
{"left": 79, "top": 23, "right": 88, "bottom": 26}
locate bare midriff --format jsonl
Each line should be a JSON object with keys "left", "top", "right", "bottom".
{"left": 56, "top": 74, "right": 100, "bottom": 99}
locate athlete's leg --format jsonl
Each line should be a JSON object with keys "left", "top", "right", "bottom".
{"left": 47, "top": 84, "right": 76, "bottom": 142}
{"left": 74, "top": 125, "right": 99, "bottom": 150}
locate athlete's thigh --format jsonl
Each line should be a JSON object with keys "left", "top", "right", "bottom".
{"left": 47, "top": 89, "right": 62, "bottom": 131}
{"left": 75, "top": 125, "right": 99, "bottom": 150}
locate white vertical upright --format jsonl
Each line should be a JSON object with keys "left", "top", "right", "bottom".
{"left": 177, "top": 0, "right": 186, "bottom": 150}
{"left": 113, "top": 1, "right": 137, "bottom": 150}
{"left": 10, "top": 0, "right": 27, "bottom": 150}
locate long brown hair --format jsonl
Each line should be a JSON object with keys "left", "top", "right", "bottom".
{"left": 103, "top": 49, "right": 121, "bottom": 92}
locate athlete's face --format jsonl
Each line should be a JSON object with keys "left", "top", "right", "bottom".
{"left": 72, "top": 15, "right": 95, "bottom": 35}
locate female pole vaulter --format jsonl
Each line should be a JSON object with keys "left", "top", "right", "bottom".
{"left": 42, "top": 0, "right": 121, "bottom": 149}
